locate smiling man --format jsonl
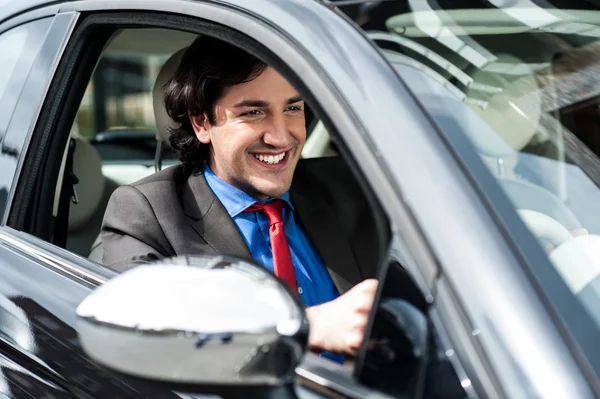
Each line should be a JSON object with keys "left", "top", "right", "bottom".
{"left": 101, "top": 36, "right": 387, "bottom": 358}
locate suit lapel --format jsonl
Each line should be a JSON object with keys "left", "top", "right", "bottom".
{"left": 181, "top": 167, "right": 362, "bottom": 293}
{"left": 182, "top": 171, "right": 253, "bottom": 261}
{"left": 291, "top": 188, "right": 362, "bottom": 294}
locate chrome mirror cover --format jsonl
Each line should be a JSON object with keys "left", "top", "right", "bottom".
{"left": 76, "top": 255, "right": 308, "bottom": 385}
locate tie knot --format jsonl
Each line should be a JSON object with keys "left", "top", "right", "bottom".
{"left": 244, "top": 199, "right": 284, "bottom": 225}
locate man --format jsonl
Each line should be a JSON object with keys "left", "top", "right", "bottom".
{"left": 101, "top": 36, "right": 388, "bottom": 358}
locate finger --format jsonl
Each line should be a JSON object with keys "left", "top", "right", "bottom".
{"left": 346, "top": 331, "right": 364, "bottom": 355}
{"left": 355, "top": 297, "right": 375, "bottom": 314}
{"left": 355, "top": 279, "right": 378, "bottom": 294}
{"left": 360, "top": 278, "right": 378, "bottom": 288}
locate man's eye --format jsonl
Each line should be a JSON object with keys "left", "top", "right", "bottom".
{"left": 286, "top": 105, "right": 302, "bottom": 112}
{"left": 241, "top": 110, "right": 262, "bottom": 117}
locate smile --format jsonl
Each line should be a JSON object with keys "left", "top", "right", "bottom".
{"left": 252, "top": 152, "right": 286, "bottom": 165}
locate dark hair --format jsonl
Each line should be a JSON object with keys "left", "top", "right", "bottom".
{"left": 163, "top": 36, "right": 268, "bottom": 174}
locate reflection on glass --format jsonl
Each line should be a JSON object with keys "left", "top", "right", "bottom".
{"left": 339, "top": 0, "right": 600, "bottom": 382}
{"left": 0, "top": 18, "right": 51, "bottom": 140}
{"left": 0, "top": 29, "right": 28, "bottom": 101}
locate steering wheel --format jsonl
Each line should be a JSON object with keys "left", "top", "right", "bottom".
{"left": 517, "top": 209, "right": 573, "bottom": 248}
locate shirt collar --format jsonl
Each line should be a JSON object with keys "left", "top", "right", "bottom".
{"left": 203, "top": 163, "right": 294, "bottom": 218}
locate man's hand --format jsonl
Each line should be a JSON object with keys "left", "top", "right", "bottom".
{"left": 305, "top": 279, "right": 378, "bottom": 356}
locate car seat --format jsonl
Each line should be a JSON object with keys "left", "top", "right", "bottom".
{"left": 67, "top": 136, "right": 119, "bottom": 258}
{"left": 152, "top": 47, "right": 187, "bottom": 171}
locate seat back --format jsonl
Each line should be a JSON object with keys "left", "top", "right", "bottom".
{"left": 67, "top": 137, "right": 118, "bottom": 256}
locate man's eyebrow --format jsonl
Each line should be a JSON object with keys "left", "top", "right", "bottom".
{"left": 286, "top": 96, "right": 303, "bottom": 105}
{"left": 234, "top": 100, "right": 269, "bottom": 108}
{"left": 233, "top": 96, "right": 303, "bottom": 108}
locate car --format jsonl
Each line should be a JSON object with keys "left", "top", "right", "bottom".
{"left": 2, "top": 0, "right": 600, "bottom": 397}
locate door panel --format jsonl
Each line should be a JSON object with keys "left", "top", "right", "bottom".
{"left": 0, "top": 352, "right": 73, "bottom": 399}
{"left": 0, "top": 229, "right": 158, "bottom": 397}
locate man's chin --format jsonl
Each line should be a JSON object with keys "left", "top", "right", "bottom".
{"left": 246, "top": 180, "right": 292, "bottom": 199}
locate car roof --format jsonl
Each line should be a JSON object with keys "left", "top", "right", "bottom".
{"left": 1, "top": 0, "right": 69, "bottom": 24}
{"left": 0, "top": 0, "right": 333, "bottom": 26}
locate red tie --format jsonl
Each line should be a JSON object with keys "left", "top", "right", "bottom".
{"left": 244, "top": 200, "right": 298, "bottom": 292}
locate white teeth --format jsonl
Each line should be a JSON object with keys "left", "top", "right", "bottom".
{"left": 253, "top": 152, "right": 286, "bottom": 165}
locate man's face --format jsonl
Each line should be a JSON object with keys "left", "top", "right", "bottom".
{"left": 190, "top": 67, "right": 306, "bottom": 199}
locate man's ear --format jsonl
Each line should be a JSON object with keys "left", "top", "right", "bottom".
{"left": 189, "top": 113, "right": 211, "bottom": 144}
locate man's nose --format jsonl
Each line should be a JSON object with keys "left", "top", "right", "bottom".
{"left": 263, "top": 114, "right": 293, "bottom": 148}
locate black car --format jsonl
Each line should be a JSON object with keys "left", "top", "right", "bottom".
{"left": 2, "top": 0, "right": 600, "bottom": 398}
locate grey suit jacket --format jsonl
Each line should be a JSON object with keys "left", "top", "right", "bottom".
{"left": 101, "top": 157, "right": 387, "bottom": 294}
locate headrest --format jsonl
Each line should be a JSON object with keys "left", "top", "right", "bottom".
{"left": 69, "top": 138, "right": 105, "bottom": 231}
{"left": 152, "top": 47, "right": 187, "bottom": 147}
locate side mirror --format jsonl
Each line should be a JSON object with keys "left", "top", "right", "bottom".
{"left": 76, "top": 255, "right": 308, "bottom": 386}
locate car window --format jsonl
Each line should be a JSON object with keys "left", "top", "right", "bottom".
{"left": 0, "top": 18, "right": 52, "bottom": 218}
{"left": 74, "top": 28, "right": 196, "bottom": 183}
{"left": 338, "top": 1, "right": 600, "bottom": 377}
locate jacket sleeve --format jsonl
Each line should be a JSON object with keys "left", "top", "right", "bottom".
{"left": 101, "top": 185, "right": 172, "bottom": 272}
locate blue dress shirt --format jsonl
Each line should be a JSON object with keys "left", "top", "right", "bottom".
{"left": 203, "top": 164, "right": 343, "bottom": 363}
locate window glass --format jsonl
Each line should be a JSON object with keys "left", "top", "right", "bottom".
{"left": 338, "top": 0, "right": 600, "bottom": 378}
{"left": 0, "top": 18, "right": 51, "bottom": 142}
{"left": 0, "top": 18, "right": 52, "bottom": 219}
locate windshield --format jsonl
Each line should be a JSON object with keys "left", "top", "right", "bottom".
{"left": 338, "top": 0, "right": 600, "bottom": 377}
